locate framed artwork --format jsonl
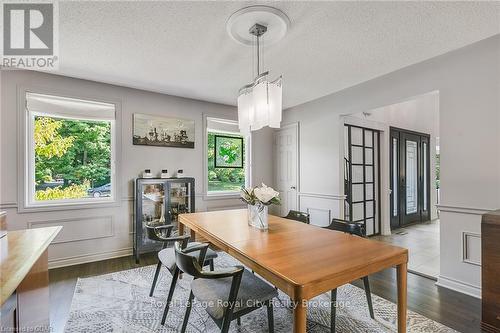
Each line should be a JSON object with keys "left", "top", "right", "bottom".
{"left": 133, "top": 113, "right": 194, "bottom": 148}
{"left": 214, "top": 135, "right": 244, "bottom": 168}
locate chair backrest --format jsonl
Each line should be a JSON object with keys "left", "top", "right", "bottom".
{"left": 326, "top": 218, "right": 365, "bottom": 237}
{"left": 174, "top": 242, "right": 244, "bottom": 280}
{"left": 284, "top": 210, "right": 310, "bottom": 224}
{"left": 174, "top": 242, "right": 206, "bottom": 278}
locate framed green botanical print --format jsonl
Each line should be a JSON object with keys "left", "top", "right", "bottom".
{"left": 214, "top": 135, "right": 244, "bottom": 168}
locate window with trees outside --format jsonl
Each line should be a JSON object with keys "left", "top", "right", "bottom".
{"left": 207, "top": 117, "right": 249, "bottom": 194}
{"left": 25, "top": 92, "right": 116, "bottom": 206}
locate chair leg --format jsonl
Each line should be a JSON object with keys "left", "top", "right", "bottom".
{"left": 331, "top": 288, "right": 337, "bottom": 333}
{"left": 149, "top": 261, "right": 162, "bottom": 297}
{"left": 161, "top": 268, "right": 179, "bottom": 325}
{"left": 220, "top": 313, "right": 232, "bottom": 333}
{"left": 362, "top": 276, "right": 375, "bottom": 319}
{"left": 267, "top": 301, "right": 275, "bottom": 333}
{"left": 237, "top": 317, "right": 241, "bottom": 325}
{"left": 180, "top": 291, "right": 194, "bottom": 333}
{"left": 209, "top": 259, "right": 214, "bottom": 271}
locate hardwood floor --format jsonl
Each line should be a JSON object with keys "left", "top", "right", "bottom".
{"left": 49, "top": 254, "right": 481, "bottom": 333}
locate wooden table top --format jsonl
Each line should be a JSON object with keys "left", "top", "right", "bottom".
{"left": 0, "top": 226, "right": 61, "bottom": 306}
{"left": 180, "top": 209, "right": 408, "bottom": 299}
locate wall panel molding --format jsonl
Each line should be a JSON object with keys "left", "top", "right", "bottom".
{"left": 462, "top": 231, "right": 481, "bottom": 266}
{"left": 28, "top": 215, "right": 115, "bottom": 244}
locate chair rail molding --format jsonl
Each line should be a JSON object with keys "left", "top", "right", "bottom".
{"left": 298, "top": 192, "right": 346, "bottom": 200}
{"left": 437, "top": 204, "right": 496, "bottom": 215}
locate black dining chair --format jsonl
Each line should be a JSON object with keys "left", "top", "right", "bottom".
{"left": 284, "top": 210, "right": 310, "bottom": 224}
{"left": 323, "top": 218, "right": 375, "bottom": 332}
{"left": 146, "top": 223, "right": 218, "bottom": 325}
{"left": 174, "top": 241, "right": 278, "bottom": 333}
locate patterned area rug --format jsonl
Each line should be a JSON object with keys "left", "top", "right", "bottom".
{"left": 65, "top": 252, "right": 457, "bottom": 332}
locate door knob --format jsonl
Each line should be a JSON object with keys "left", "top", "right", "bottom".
{"left": 291, "top": 186, "right": 296, "bottom": 190}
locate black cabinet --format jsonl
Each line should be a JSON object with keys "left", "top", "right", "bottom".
{"left": 133, "top": 177, "right": 195, "bottom": 263}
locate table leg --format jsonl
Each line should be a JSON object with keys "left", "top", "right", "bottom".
{"left": 293, "top": 300, "right": 307, "bottom": 333}
{"left": 397, "top": 262, "right": 407, "bottom": 333}
{"left": 178, "top": 222, "right": 185, "bottom": 236}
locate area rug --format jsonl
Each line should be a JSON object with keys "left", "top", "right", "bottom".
{"left": 64, "top": 252, "right": 457, "bottom": 332}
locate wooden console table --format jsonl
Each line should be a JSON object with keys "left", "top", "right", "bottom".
{"left": 0, "top": 225, "right": 61, "bottom": 332}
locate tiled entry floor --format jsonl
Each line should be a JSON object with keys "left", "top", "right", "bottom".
{"left": 373, "top": 219, "right": 440, "bottom": 279}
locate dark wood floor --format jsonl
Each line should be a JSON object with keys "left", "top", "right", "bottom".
{"left": 50, "top": 254, "right": 481, "bottom": 333}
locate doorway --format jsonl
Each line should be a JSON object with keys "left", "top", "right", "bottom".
{"left": 390, "top": 127, "right": 431, "bottom": 229}
{"left": 274, "top": 123, "right": 299, "bottom": 217}
{"left": 344, "top": 124, "right": 381, "bottom": 236}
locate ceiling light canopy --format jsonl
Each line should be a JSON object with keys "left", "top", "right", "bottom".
{"left": 227, "top": 6, "right": 290, "bottom": 135}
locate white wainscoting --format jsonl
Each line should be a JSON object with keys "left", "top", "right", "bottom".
{"left": 435, "top": 204, "right": 493, "bottom": 299}
{"left": 28, "top": 215, "right": 115, "bottom": 244}
{"left": 298, "top": 193, "right": 345, "bottom": 227}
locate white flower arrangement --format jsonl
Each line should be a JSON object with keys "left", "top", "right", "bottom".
{"left": 240, "top": 183, "right": 281, "bottom": 206}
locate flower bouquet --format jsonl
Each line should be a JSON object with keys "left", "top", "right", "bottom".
{"left": 240, "top": 184, "right": 280, "bottom": 230}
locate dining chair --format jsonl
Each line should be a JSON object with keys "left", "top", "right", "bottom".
{"left": 145, "top": 223, "right": 218, "bottom": 325}
{"left": 174, "top": 241, "right": 278, "bottom": 333}
{"left": 323, "top": 218, "right": 375, "bottom": 332}
{"left": 284, "top": 210, "right": 310, "bottom": 224}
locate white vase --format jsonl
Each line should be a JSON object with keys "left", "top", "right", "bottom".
{"left": 248, "top": 203, "right": 269, "bottom": 230}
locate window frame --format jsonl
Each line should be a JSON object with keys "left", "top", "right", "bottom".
{"left": 204, "top": 116, "right": 252, "bottom": 199}
{"left": 19, "top": 87, "right": 121, "bottom": 212}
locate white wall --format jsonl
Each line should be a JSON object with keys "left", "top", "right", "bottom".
{"left": 347, "top": 92, "right": 440, "bottom": 234}
{"left": 0, "top": 70, "right": 273, "bottom": 268}
{"left": 282, "top": 35, "right": 500, "bottom": 297}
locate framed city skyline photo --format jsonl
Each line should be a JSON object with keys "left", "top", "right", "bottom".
{"left": 133, "top": 113, "right": 195, "bottom": 148}
{"left": 214, "top": 135, "right": 244, "bottom": 168}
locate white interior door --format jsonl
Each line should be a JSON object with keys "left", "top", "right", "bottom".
{"left": 274, "top": 124, "right": 298, "bottom": 216}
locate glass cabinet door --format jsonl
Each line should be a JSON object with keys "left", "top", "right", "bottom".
{"left": 139, "top": 182, "right": 166, "bottom": 246}
{"left": 167, "top": 181, "right": 193, "bottom": 228}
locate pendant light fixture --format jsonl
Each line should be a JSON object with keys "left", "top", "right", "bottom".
{"left": 226, "top": 6, "right": 290, "bottom": 135}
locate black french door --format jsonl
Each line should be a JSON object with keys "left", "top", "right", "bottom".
{"left": 344, "top": 125, "right": 381, "bottom": 236}
{"left": 390, "top": 127, "right": 430, "bottom": 229}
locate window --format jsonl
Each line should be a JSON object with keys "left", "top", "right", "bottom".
{"left": 25, "top": 92, "right": 116, "bottom": 207}
{"left": 206, "top": 117, "right": 250, "bottom": 194}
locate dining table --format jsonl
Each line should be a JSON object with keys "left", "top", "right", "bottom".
{"left": 178, "top": 209, "right": 408, "bottom": 333}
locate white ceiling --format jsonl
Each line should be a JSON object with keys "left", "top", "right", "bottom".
{"left": 55, "top": 1, "right": 500, "bottom": 108}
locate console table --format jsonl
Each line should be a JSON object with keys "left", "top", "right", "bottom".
{"left": 482, "top": 209, "right": 500, "bottom": 332}
{"left": 0, "top": 223, "right": 61, "bottom": 332}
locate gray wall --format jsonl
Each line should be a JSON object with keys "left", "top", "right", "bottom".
{"left": 282, "top": 35, "right": 500, "bottom": 297}
{"left": 0, "top": 70, "right": 273, "bottom": 267}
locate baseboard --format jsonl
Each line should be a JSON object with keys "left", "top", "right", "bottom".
{"left": 48, "top": 247, "right": 133, "bottom": 269}
{"left": 436, "top": 275, "right": 481, "bottom": 299}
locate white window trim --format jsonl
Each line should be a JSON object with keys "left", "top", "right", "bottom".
{"left": 18, "top": 86, "right": 122, "bottom": 213}
{"left": 203, "top": 115, "right": 252, "bottom": 200}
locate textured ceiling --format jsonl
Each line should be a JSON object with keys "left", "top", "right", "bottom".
{"left": 55, "top": 1, "right": 500, "bottom": 108}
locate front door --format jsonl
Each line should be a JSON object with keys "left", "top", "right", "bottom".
{"left": 274, "top": 124, "right": 298, "bottom": 216}
{"left": 390, "top": 127, "right": 431, "bottom": 229}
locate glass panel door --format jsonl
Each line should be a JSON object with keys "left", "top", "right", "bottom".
{"left": 344, "top": 125, "right": 381, "bottom": 236}
{"left": 390, "top": 128, "right": 431, "bottom": 228}
{"left": 138, "top": 181, "right": 166, "bottom": 249}
{"left": 167, "top": 180, "right": 194, "bottom": 229}
{"left": 405, "top": 139, "right": 419, "bottom": 214}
